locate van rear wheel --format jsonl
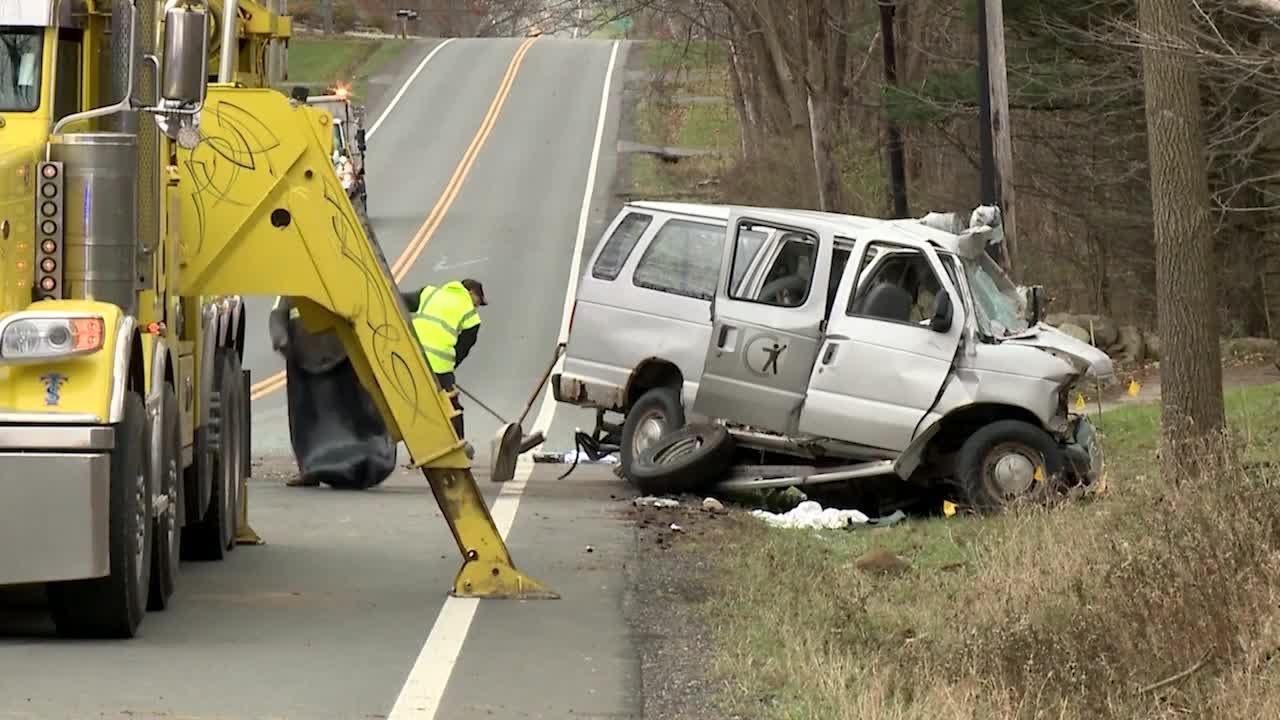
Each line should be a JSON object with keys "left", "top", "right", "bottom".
{"left": 621, "top": 386, "right": 685, "bottom": 483}
{"left": 955, "top": 420, "right": 1064, "bottom": 512}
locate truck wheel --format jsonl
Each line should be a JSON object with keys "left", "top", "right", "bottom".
{"left": 148, "top": 382, "right": 182, "bottom": 611}
{"left": 629, "top": 422, "right": 735, "bottom": 496}
{"left": 955, "top": 419, "right": 1065, "bottom": 513}
{"left": 182, "top": 351, "right": 240, "bottom": 560}
{"left": 620, "top": 386, "right": 685, "bottom": 482}
{"left": 47, "top": 391, "right": 154, "bottom": 638}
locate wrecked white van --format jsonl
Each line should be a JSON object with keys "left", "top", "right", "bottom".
{"left": 552, "top": 201, "right": 1113, "bottom": 511}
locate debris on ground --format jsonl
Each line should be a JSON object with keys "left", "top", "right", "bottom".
{"left": 853, "top": 548, "right": 912, "bottom": 575}
{"left": 532, "top": 449, "right": 620, "bottom": 464}
{"left": 635, "top": 496, "right": 681, "bottom": 508}
{"left": 751, "top": 500, "right": 907, "bottom": 530}
{"left": 585, "top": 545, "right": 595, "bottom": 553}
{"left": 670, "top": 523, "right": 684, "bottom": 533}
{"left": 701, "top": 497, "right": 726, "bottom": 514}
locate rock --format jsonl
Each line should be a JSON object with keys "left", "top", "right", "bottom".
{"left": 1222, "top": 337, "right": 1279, "bottom": 359}
{"left": 1117, "top": 325, "right": 1145, "bottom": 364}
{"left": 1145, "top": 333, "right": 1162, "bottom": 361}
{"left": 702, "top": 497, "right": 726, "bottom": 514}
{"left": 1073, "top": 314, "right": 1120, "bottom": 348}
{"left": 1058, "top": 323, "right": 1091, "bottom": 345}
{"left": 853, "top": 548, "right": 911, "bottom": 575}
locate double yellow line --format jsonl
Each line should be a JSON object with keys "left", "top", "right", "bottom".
{"left": 249, "top": 36, "right": 540, "bottom": 402}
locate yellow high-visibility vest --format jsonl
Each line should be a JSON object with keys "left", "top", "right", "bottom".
{"left": 411, "top": 282, "right": 480, "bottom": 373}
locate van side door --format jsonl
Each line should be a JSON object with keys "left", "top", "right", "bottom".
{"left": 798, "top": 239, "right": 965, "bottom": 453}
{"left": 692, "top": 211, "right": 833, "bottom": 434}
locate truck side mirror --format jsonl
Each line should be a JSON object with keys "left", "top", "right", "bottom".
{"left": 356, "top": 128, "right": 367, "bottom": 152}
{"left": 1024, "top": 285, "right": 1046, "bottom": 325}
{"left": 930, "top": 291, "right": 954, "bottom": 333}
{"left": 160, "top": 3, "right": 210, "bottom": 107}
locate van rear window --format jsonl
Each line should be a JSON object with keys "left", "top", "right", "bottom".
{"left": 632, "top": 220, "right": 724, "bottom": 300}
{"left": 591, "top": 212, "right": 653, "bottom": 280}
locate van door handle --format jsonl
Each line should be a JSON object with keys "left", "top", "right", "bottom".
{"left": 822, "top": 343, "right": 839, "bottom": 365}
{"left": 824, "top": 333, "right": 850, "bottom": 342}
{"left": 717, "top": 324, "right": 734, "bottom": 348}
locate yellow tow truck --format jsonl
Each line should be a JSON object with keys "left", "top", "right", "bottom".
{"left": 0, "top": 0, "right": 552, "bottom": 639}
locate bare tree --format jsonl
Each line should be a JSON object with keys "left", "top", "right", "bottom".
{"left": 1136, "top": 0, "right": 1226, "bottom": 469}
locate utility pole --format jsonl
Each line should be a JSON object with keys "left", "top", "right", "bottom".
{"left": 879, "top": 1, "right": 909, "bottom": 218}
{"left": 321, "top": 0, "right": 334, "bottom": 33}
{"left": 975, "top": 0, "right": 1018, "bottom": 279}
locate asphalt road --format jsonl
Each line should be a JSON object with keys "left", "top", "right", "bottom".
{"left": 0, "top": 36, "right": 637, "bottom": 720}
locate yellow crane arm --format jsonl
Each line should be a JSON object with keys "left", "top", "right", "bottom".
{"left": 172, "top": 85, "right": 556, "bottom": 600}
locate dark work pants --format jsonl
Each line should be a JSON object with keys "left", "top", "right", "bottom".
{"left": 434, "top": 371, "right": 464, "bottom": 438}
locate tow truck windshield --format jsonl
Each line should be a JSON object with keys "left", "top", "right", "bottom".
{"left": 0, "top": 27, "right": 43, "bottom": 112}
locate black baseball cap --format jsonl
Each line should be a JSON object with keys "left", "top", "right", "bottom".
{"left": 461, "top": 278, "right": 487, "bottom": 306}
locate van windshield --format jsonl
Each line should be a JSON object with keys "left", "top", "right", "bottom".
{"left": 0, "top": 28, "right": 43, "bottom": 112}
{"left": 962, "top": 252, "right": 1028, "bottom": 337}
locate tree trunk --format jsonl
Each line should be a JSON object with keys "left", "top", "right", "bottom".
{"left": 1136, "top": 0, "right": 1226, "bottom": 473}
{"left": 805, "top": 0, "right": 844, "bottom": 211}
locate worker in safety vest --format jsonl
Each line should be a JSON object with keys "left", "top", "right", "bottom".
{"left": 399, "top": 278, "right": 486, "bottom": 448}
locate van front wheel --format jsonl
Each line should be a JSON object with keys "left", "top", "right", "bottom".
{"left": 621, "top": 386, "right": 685, "bottom": 483}
{"left": 955, "top": 420, "right": 1064, "bottom": 513}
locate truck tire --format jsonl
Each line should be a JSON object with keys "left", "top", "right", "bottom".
{"left": 630, "top": 422, "right": 735, "bottom": 496}
{"left": 182, "top": 351, "right": 240, "bottom": 560}
{"left": 955, "top": 419, "right": 1065, "bottom": 513}
{"left": 620, "top": 386, "right": 685, "bottom": 482}
{"left": 148, "top": 382, "right": 182, "bottom": 611}
{"left": 47, "top": 391, "right": 153, "bottom": 638}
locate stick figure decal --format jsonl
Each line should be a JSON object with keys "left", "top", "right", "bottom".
{"left": 743, "top": 334, "right": 787, "bottom": 378}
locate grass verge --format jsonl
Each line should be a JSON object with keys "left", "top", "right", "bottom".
{"left": 678, "top": 382, "right": 1280, "bottom": 719}
{"left": 286, "top": 33, "right": 411, "bottom": 105}
{"left": 624, "top": 40, "right": 739, "bottom": 201}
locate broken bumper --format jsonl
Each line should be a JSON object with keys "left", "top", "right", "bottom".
{"left": 551, "top": 372, "right": 624, "bottom": 412}
{"left": 1061, "top": 415, "right": 1104, "bottom": 485}
{"left": 0, "top": 426, "right": 114, "bottom": 585}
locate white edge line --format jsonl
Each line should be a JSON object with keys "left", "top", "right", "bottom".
{"left": 384, "top": 39, "right": 623, "bottom": 720}
{"left": 532, "top": 38, "right": 623, "bottom": 435}
{"left": 368, "top": 38, "right": 457, "bottom": 139}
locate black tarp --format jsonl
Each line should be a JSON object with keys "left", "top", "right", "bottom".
{"left": 269, "top": 296, "right": 397, "bottom": 490}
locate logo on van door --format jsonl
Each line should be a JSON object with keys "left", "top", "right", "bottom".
{"left": 743, "top": 333, "right": 787, "bottom": 378}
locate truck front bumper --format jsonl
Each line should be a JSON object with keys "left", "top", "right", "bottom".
{"left": 0, "top": 425, "right": 114, "bottom": 585}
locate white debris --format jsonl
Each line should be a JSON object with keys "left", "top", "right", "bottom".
{"left": 634, "top": 496, "right": 681, "bottom": 508}
{"left": 751, "top": 500, "right": 870, "bottom": 529}
{"left": 669, "top": 523, "right": 684, "bottom": 532}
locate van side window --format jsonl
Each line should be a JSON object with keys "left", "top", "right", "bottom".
{"left": 632, "top": 219, "right": 724, "bottom": 299}
{"left": 729, "top": 223, "right": 818, "bottom": 308}
{"left": 591, "top": 212, "right": 653, "bottom": 281}
{"left": 847, "top": 242, "right": 943, "bottom": 326}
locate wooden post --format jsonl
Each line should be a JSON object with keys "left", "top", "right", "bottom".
{"left": 984, "top": 0, "right": 1019, "bottom": 281}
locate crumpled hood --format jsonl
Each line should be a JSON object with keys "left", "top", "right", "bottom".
{"left": 1003, "top": 323, "right": 1116, "bottom": 380}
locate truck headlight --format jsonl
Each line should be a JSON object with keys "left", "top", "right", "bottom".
{"left": 0, "top": 316, "right": 105, "bottom": 361}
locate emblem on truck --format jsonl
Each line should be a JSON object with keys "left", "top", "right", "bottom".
{"left": 39, "top": 373, "right": 68, "bottom": 406}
